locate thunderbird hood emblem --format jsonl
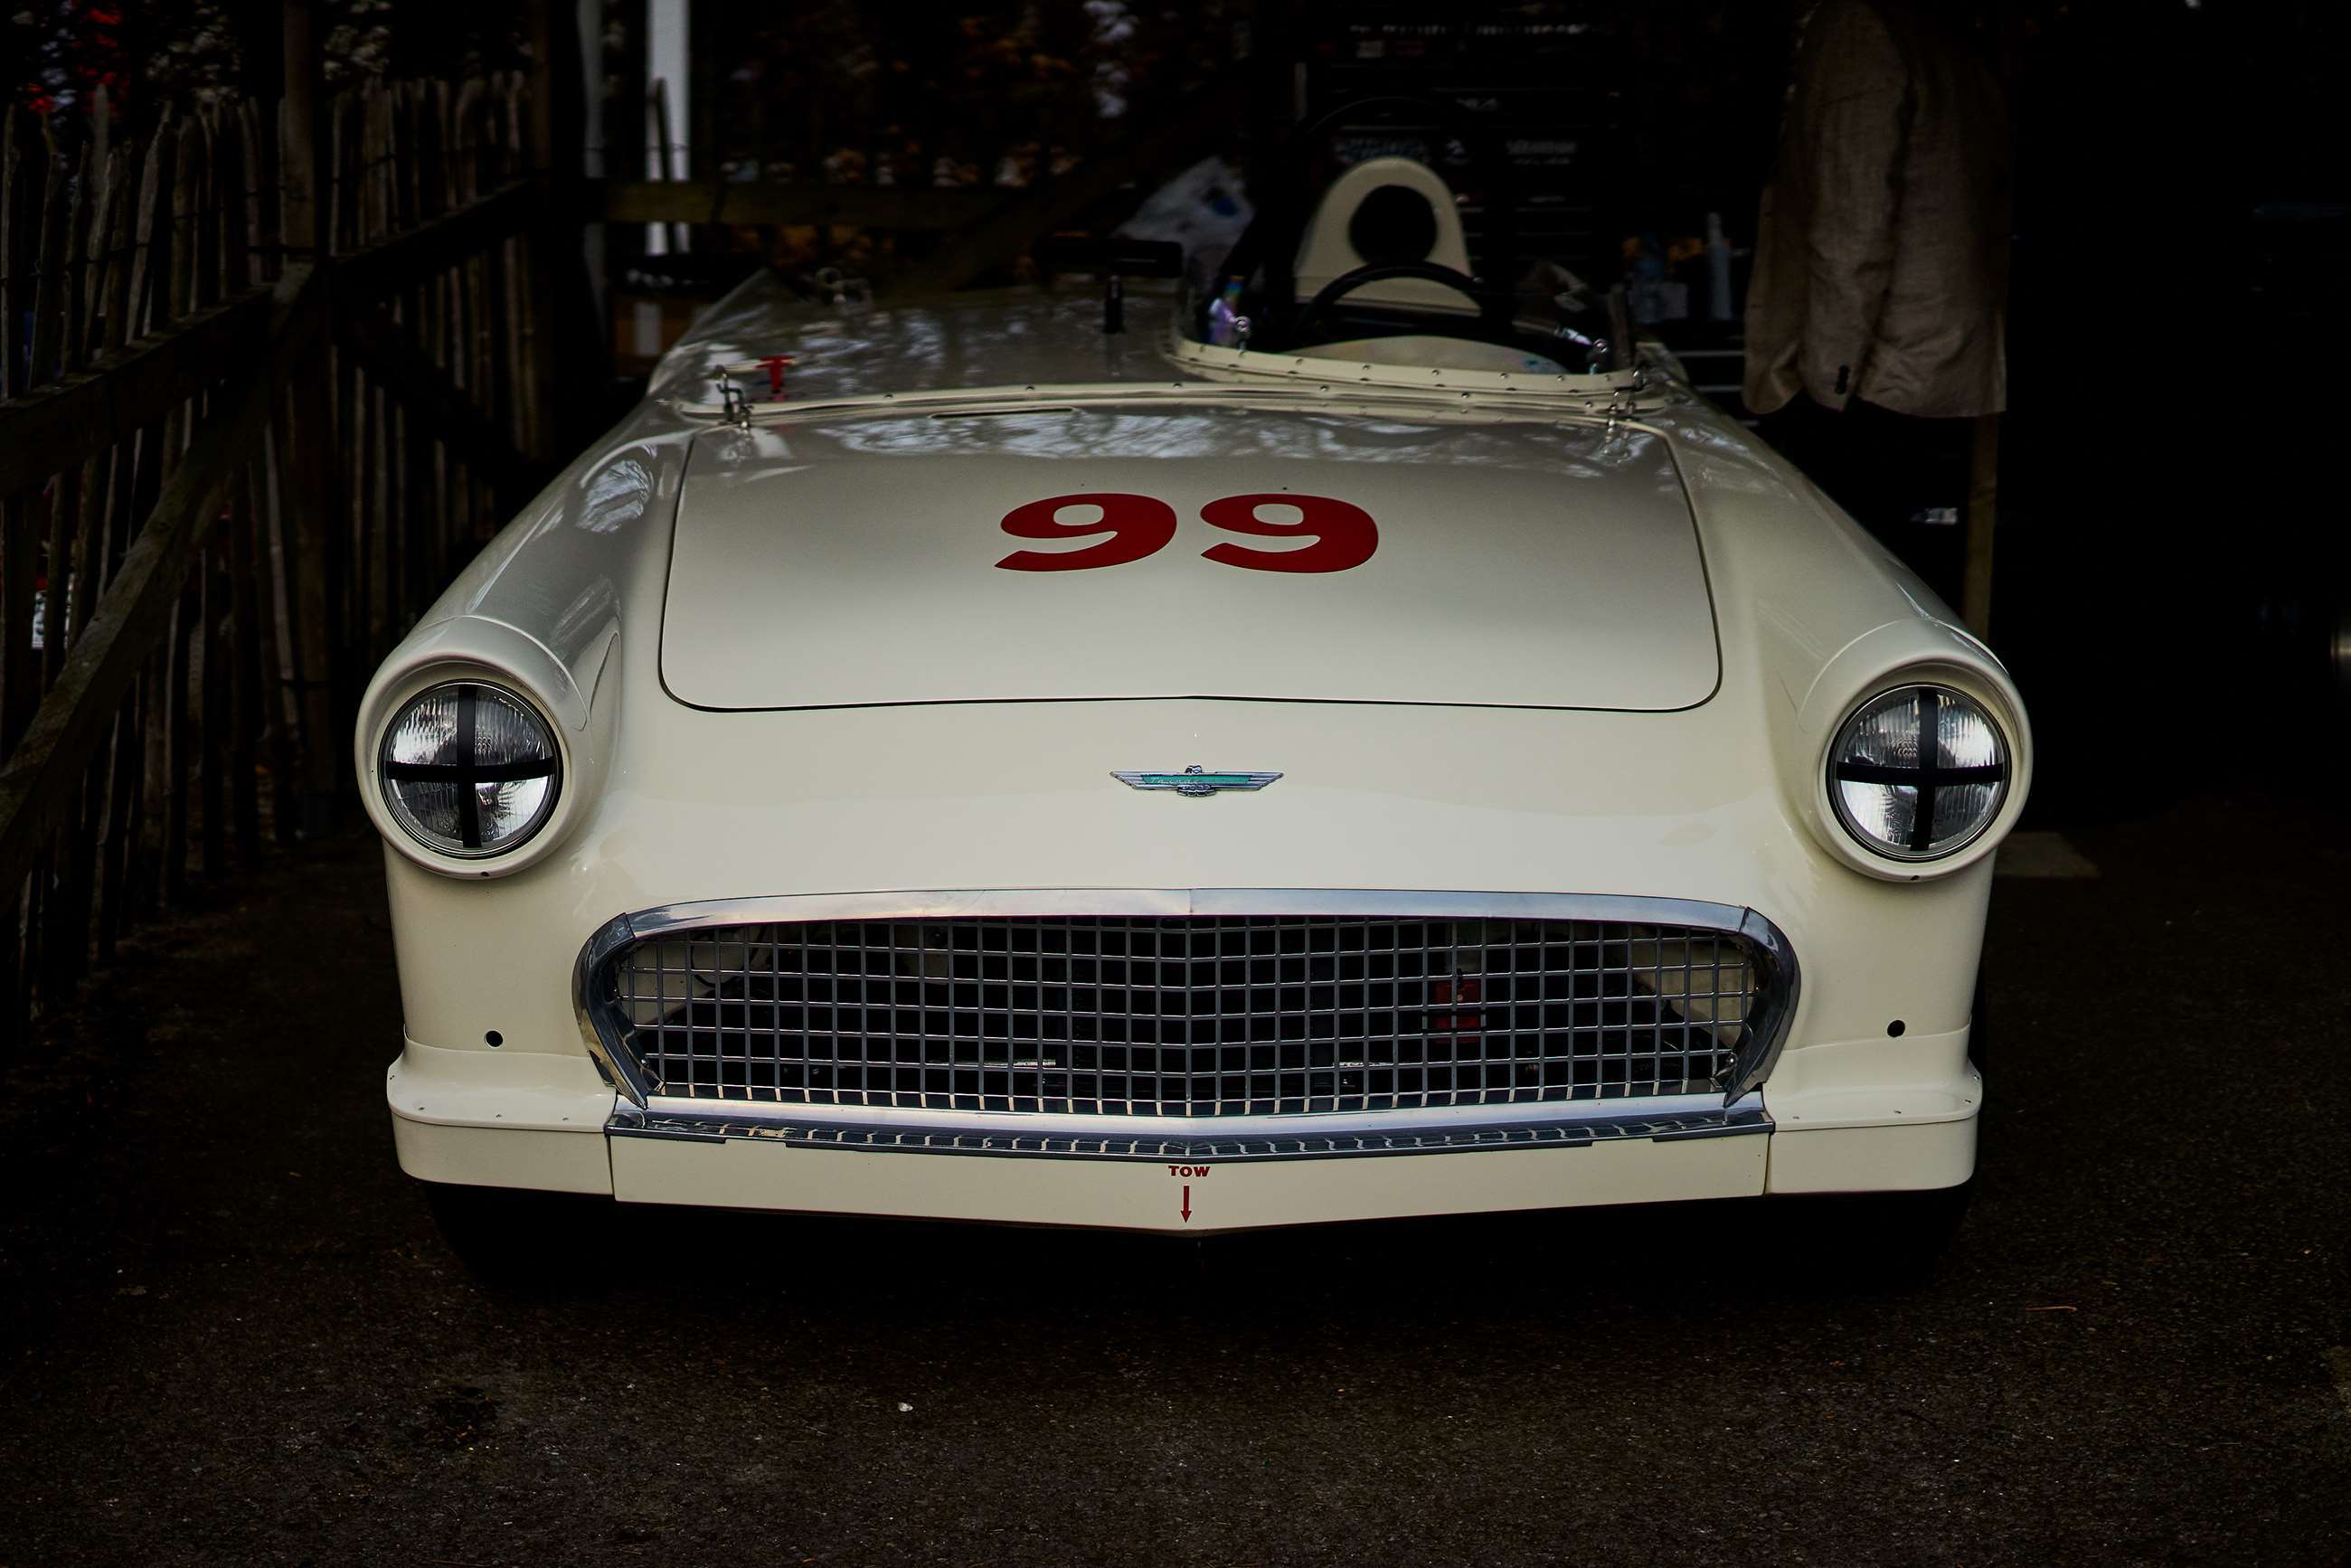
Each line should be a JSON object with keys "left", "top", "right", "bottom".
{"left": 1113, "top": 765, "right": 1282, "bottom": 798}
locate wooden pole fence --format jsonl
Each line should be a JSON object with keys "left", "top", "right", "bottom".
{"left": 0, "top": 76, "right": 566, "bottom": 1047}
{"left": 0, "top": 269, "right": 318, "bottom": 909}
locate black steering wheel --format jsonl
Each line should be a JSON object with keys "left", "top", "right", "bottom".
{"left": 1288, "top": 260, "right": 1515, "bottom": 345}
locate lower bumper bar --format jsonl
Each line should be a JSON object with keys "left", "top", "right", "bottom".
{"left": 607, "top": 1092, "right": 1770, "bottom": 1163}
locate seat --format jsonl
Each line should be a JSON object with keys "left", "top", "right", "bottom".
{"left": 1289, "top": 156, "right": 1479, "bottom": 317}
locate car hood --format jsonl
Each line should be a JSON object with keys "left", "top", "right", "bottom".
{"left": 659, "top": 408, "right": 1719, "bottom": 711}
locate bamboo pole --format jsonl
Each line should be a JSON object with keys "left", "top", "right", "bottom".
{"left": 280, "top": 5, "right": 340, "bottom": 833}
{"left": 1963, "top": 414, "right": 1999, "bottom": 637}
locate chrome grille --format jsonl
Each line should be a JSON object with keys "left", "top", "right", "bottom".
{"left": 597, "top": 915, "right": 1765, "bottom": 1117}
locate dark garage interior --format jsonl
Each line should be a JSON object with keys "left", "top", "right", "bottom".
{"left": 0, "top": 3, "right": 2346, "bottom": 1563}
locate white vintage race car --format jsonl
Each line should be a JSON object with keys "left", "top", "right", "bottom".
{"left": 361, "top": 157, "right": 2028, "bottom": 1269}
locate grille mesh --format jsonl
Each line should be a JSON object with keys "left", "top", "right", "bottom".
{"left": 600, "top": 915, "right": 1761, "bottom": 1117}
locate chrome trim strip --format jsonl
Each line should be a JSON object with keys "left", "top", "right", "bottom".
{"left": 571, "top": 889, "right": 1802, "bottom": 1128}
{"left": 1725, "top": 905, "right": 1800, "bottom": 1100}
{"left": 607, "top": 1092, "right": 1772, "bottom": 1163}
{"left": 617, "top": 887, "right": 1773, "bottom": 934}
{"left": 573, "top": 912, "right": 654, "bottom": 1108}
{"left": 620, "top": 1088, "right": 1740, "bottom": 1142}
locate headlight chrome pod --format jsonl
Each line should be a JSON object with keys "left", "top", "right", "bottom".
{"left": 378, "top": 680, "right": 562, "bottom": 859}
{"left": 1827, "top": 684, "right": 2010, "bottom": 862}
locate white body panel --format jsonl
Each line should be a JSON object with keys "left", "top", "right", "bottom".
{"left": 660, "top": 419, "right": 1719, "bottom": 711}
{"left": 363, "top": 276, "right": 2025, "bottom": 1232}
{"left": 609, "top": 1129, "right": 1770, "bottom": 1232}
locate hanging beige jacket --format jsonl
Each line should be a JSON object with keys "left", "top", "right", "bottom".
{"left": 1743, "top": 0, "right": 2012, "bottom": 419}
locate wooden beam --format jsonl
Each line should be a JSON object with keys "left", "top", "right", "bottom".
{"left": 647, "top": 80, "right": 685, "bottom": 256}
{"left": 335, "top": 305, "right": 535, "bottom": 506}
{"left": 279, "top": 3, "right": 336, "bottom": 836}
{"left": 281, "top": 2, "right": 324, "bottom": 256}
{"left": 525, "top": 0, "right": 571, "bottom": 184}
{"left": 592, "top": 179, "right": 1000, "bottom": 231}
{"left": 0, "top": 266, "right": 319, "bottom": 905}
{"left": 524, "top": 0, "right": 604, "bottom": 456}
{"left": 0, "top": 288, "right": 273, "bottom": 500}
{"left": 329, "top": 178, "right": 540, "bottom": 303}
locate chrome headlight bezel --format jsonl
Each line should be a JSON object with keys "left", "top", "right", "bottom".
{"left": 376, "top": 678, "right": 564, "bottom": 862}
{"left": 1826, "top": 682, "right": 2012, "bottom": 864}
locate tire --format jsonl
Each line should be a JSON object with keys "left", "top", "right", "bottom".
{"left": 423, "top": 1182, "right": 606, "bottom": 1291}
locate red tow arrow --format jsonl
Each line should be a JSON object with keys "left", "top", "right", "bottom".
{"left": 1180, "top": 1185, "right": 1193, "bottom": 1223}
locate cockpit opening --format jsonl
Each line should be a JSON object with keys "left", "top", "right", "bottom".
{"left": 1188, "top": 98, "right": 1631, "bottom": 379}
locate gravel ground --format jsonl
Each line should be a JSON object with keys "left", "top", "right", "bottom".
{"left": 2, "top": 792, "right": 2346, "bottom": 1566}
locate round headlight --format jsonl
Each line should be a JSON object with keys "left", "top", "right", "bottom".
{"left": 1828, "top": 685, "right": 2009, "bottom": 862}
{"left": 378, "top": 681, "right": 561, "bottom": 858}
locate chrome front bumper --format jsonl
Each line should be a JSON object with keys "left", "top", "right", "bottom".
{"left": 389, "top": 888, "right": 2001, "bottom": 1232}
{"left": 605, "top": 1090, "right": 1773, "bottom": 1161}
{"left": 389, "top": 1034, "right": 1978, "bottom": 1231}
